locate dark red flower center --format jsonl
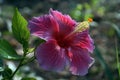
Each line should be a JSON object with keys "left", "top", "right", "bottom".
{"left": 55, "top": 34, "right": 72, "bottom": 48}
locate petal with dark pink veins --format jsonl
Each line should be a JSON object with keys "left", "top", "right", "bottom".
{"left": 28, "top": 15, "right": 59, "bottom": 41}
{"left": 69, "top": 47, "right": 94, "bottom": 75}
{"left": 35, "top": 40, "right": 66, "bottom": 71}
{"left": 50, "top": 9, "right": 76, "bottom": 35}
{"left": 72, "top": 30, "right": 94, "bottom": 53}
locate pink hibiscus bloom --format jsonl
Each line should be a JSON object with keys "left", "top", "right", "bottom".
{"left": 28, "top": 8, "right": 94, "bottom": 76}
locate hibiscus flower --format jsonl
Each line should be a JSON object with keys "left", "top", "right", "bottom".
{"left": 28, "top": 8, "right": 94, "bottom": 76}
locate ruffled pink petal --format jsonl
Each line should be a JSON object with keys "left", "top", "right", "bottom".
{"left": 72, "top": 30, "right": 94, "bottom": 53}
{"left": 28, "top": 15, "right": 59, "bottom": 41}
{"left": 35, "top": 40, "right": 66, "bottom": 71}
{"left": 50, "top": 9, "right": 76, "bottom": 35}
{"left": 69, "top": 47, "right": 94, "bottom": 75}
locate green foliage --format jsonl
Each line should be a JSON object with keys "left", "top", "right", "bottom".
{"left": 70, "top": 3, "right": 93, "bottom": 21}
{"left": 27, "top": 48, "right": 35, "bottom": 53}
{"left": 103, "top": 22, "right": 120, "bottom": 38}
{"left": 94, "top": 45, "right": 113, "bottom": 80}
{"left": 21, "top": 77, "right": 36, "bottom": 80}
{"left": 111, "top": 23, "right": 120, "bottom": 38}
{"left": 1, "top": 67, "right": 12, "bottom": 80}
{"left": 12, "top": 8, "right": 30, "bottom": 49}
{"left": 70, "top": 0, "right": 105, "bottom": 21}
{"left": 70, "top": 4, "right": 83, "bottom": 21}
{"left": 0, "top": 39, "right": 22, "bottom": 60}
{"left": 115, "top": 40, "right": 120, "bottom": 79}
{"left": 0, "top": 59, "right": 4, "bottom": 72}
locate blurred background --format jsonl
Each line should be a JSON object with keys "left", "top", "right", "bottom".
{"left": 0, "top": 0, "right": 120, "bottom": 80}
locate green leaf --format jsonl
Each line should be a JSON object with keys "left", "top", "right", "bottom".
{"left": 12, "top": 8, "right": 30, "bottom": 45}
{"left": 94, "top": 44, "right": 113, "bottom": 80}
{"left": 0, "top": 59, "right": 4, "bottom": 72}
{"left": 28, "top": 48, "right": 35, "bottom": 53}
{"left": 115, "top": 39, "right": 120, "bottom": 79}
{"left": 0, "top": 39, "right": 22, "bottom": 60}
{"left": 21, "top": 77, "right": 36, "bottom": 80}
{"left": 2, "top": 67, "right": 12, "bottom": 79}
{"left": 34, "top": 38, "right": 45, "bottom": 47}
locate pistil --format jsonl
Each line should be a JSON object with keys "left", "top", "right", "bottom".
{"left": 65, "top": 18, "right": 93, "bottom": 39}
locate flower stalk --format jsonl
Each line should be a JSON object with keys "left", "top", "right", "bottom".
{"left": 9, "top": 45, "right": 35, "bottom": 80}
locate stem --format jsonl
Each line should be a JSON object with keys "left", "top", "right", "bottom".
{"left": 10, "top": 46, "right": 27, "bottom": 80}
{"left": 8, "top": 43, "right": 35, "bottom": 80}
{"left": 22, "top": 56, "right": 36, "bottom": 65}
{"left": 10, "top": 58, "right": 24, "bottom": 79}
{"left": 9, "top": 53, "right": 35, "bottom": 80}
